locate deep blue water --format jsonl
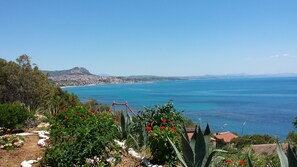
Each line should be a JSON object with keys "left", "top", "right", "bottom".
{"left": 64, "top": 77, "right": 297, "bottom": 139}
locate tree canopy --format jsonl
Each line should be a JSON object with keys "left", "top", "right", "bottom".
{"left": 0, "top": 55, "right": 79, "bottom": 110}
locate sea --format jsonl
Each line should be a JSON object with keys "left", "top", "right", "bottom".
{"left": 64, "top": 77, "right": 297, "bottom": 139}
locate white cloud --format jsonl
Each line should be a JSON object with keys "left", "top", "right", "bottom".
{"left": 269, "top": 53, "right": 290, "bottom": 58}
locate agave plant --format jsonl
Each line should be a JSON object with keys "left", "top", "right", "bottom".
{"left": 119, "top": 111, "right": 133, "bottom": 140}
{"left": 277, "top": 141, "right": 297, "bottom": 167}
{"left": 168, "top": 124, "right": 228, "bottom": 167}
{"left": 248, "top": 141, "right": 297, "bottom": 167}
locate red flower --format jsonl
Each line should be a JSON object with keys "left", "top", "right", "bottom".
{"left": 169, "top": 121, "right": 173, "bottom": 124}
{"left": 149, "top": 122, "right": 153, "bottom": 126}
{"left": 226, "top": 159, "right": 232, "bottom": 164}
{"left": 145, "top": 126, "right": 151, "bottom": 131}
{"left": 72, "top": 99, "right": 76, "bottom": 103}
{"left": 76, "top": 112, "right": 80, "bottom": 116}
{"left": 160, "top": 125, "right": 166, "bottom": 130}
{"left": 93, "top": 111, "right": 98, "bottom": 115}
{"left": 161, "top": 118, "right": 166, "bottom": 123}
{"left": 239, "top": 160, "right": 245, "bottom": 166}
{"left": 171, "top": 127, "right": 176, "bottom": 132}
{"left": 65, "top": 106, "right": 69, "bottom": 108}
{"left": 64, "top": 116, "right": 69, "bottom": 120}
{"left": 86, "top": 111, "right": 91, "bottom": 115}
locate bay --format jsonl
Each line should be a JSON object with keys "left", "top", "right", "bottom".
{"left": 64, "top": 77, "right": 297, "bottom": 139}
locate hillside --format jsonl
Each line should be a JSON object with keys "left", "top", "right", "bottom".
{"left": 44, "top": 67, "right": 183, "bottom": 87}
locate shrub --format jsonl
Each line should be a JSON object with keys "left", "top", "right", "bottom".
{"left": 135, "top": 103, "right": 184, "bottom": 165}
{"left": 231, "top": 134, "right": 277, "bottom": 148}
{"left": 286, "top": 131, "right": 297, "bottom": 147}
{"left": 44, "top": 104, "right": 121, "bottom": 166}
{"left": 0, "top": 103, "right": 33, "bottom": 129}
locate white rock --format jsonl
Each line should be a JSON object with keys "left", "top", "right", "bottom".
{"left": 21, "top": 160, "right": 37, "bottom": 167}
{"left": 38, "top": 131, "right": 49, "bottom": 139}
{"left": 37, "top": 123, "right": 50, "bottom": 128}
{"left": 13, "top": 140, "right": 24, "bottom": 147}
{"left": 37, "top": 139, "right": 47, "bottom": 147}
{"left": 16, "top": 133, "right": 34, "bottom": 136}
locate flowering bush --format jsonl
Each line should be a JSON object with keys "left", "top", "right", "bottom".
{"left": 135, "top": 103, "right": 184, "bottom": 165}
{"left": 44, "top": 103, "right": 121, "bottom": 166}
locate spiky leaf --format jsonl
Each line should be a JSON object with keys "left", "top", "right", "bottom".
{"left": 248, "top": 150, "right": 254, "bottom": 167}
{"left": 168, "top": 136, "right": 188, "bottom": 167}
{"left": 288, "top": 144, "right": 297, "bottom": 167}
{"left": 190, "top": 125, "right": 198, "bottom": 150}
{"left": 204, "top": 123, "right": 211, "bottom": 136}
{"left": 181, "top": 134, "right": 194, "bottom": 166}
{"left": 204, "top": 149, "right": 228, "bottom": 167}
{"left": 194, "top": 126, "right": 206, "bottom": 167}
{"left": 277, "top": 142, "right": 288, "bottom": 167}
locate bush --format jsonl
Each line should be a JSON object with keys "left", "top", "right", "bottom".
{"left": 0, "top": 103, "right": 33, "bottom": 129}
{"left": 231, "top": 134, "right": 277, "bottom": 148}
{"left": 286, "top": 131, "right": 297, "bottom": 147}
{"left": 135, "top": 103, "right": 184, "bottom": 165}
{"left": 44, "top": 104, "right": 121, "bottom": 166}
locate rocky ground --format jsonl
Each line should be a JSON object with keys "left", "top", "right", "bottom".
{"left": 0, "top": 134, "right": 43, "bottom": 167}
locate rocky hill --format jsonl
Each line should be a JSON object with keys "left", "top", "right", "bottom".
{"left": 44, "top": 67, "right": 182, "bottom": 87}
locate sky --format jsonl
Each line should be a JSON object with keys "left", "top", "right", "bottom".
{"left": 1, "top": 0, "right": 297, "bottom": 76}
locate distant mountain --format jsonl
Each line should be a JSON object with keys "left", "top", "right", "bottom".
{"left": 44, "top": 67, "right": 92, "bottom": 76}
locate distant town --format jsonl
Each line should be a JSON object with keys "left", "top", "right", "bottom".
{"left": 43, "top": 67, "right": 182, "bottom": 87}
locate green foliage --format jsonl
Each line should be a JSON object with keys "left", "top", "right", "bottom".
{"left": 0, "top": 103, "right": 33, "bottom": 129}
{"left": 118, "top": 111, "right": 133, "bottom": 140}
{"left": 44, "top": 104, "right": 121, "bottom": 166}
{"left": 169, "top": 124, "right": 228, "bottom": 167}
{"left": 0, "top": 55, "right": 80, "bottom": 113}
{"left": 231, "top": 134, "right": 277, "bottom": 148}
{"left": 286, "top": 131, "right": 297, "bottom": 147}
{"left": 134, "top": 102, "right": 184, "bottom": 165}
{"left": 293, "top": 117, "right": 297, "bottom": 128}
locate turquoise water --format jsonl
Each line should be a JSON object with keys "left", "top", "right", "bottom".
{"left": 64, "top": 77, "right": 297, "bottom": 139}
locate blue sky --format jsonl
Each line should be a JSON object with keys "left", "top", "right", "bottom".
{"left": 1, "top": 0, "right": 297, "bottom": 76}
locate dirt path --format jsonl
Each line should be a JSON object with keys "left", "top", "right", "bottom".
{"left": 0, "top": 134, "right": 44, "bottom": 167}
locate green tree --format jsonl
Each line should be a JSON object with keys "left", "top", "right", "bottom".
{"left": 0, "top": 55, "right": 80, "bottom": 111}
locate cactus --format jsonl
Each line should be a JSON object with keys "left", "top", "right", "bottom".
{"left": 168, "top": 124, "right": 228, "bottom": 167}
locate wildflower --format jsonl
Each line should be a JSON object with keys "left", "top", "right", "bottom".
{"left": 86, "top": 111, "right": 91, "bottom": 115}
{"left": 226, "top": 159, "right": 232, "bottom": 164}
{"left": 239, "top": 160, "right": 245, "bottom": 166}
{"left": 169, "top": 121, "right": 173, "bottom": 124}
{"left": 145, "top": 126, "right": 151, "bottom": 131}
{"left": 160, "top": 125, "right": 166, "bottom": 130}
{"left": 161, "top": 118, "right": 166, "bottom": 123}
{"left": 64, "top": 116, "right": 69, "bottom": 120}
{"left": 76, "top": 112, "right": 80, "bottom": 116}
{"left": 171, "top": 127, "right": 176, "bottom": 132}
{"left": 149, "top": 122, "right": 153, "bottom": 126}
{"left": 72, "top": 99, "right": 76, "bottom": 103}
{"left": 93, "top": 111, "right": 98, "bottom": 115}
